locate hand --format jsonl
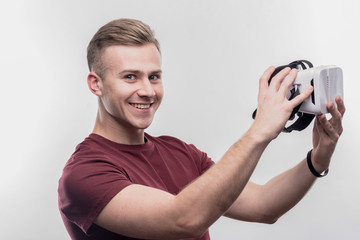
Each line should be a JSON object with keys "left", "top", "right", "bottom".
{"left": 251, "top": 66, "right": 314, "bottom": 141}
{"left": 311, "top": 96, "right": 345, "bottom": 172}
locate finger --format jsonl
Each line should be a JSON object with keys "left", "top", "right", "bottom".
{"left": 269, "top": 67, "right": 291, "bottom": 92}
{"left": 317, "top": 114, "right": 340, "bottom": 142}
{"left": 335, "top": 96, "right": 346, "bottom": 117}
{"left": 327, "top": 102, "right": 342, "bottom": 122}
{"left": 327, "top": 102, "right": 344, "bottom": 135}
{"left": 288, "top": 85, "right": 313, "bottom": 107}
{"left": 278, "top": 68, "right": 298, "bottom": 96}
{"left": 258, "top": 66, "right": 275, "bottom": 101}
{"left": 314, "top": 115, "right": 325, "bottom": 136}
{"left": 312, "top": 116, "right": 320, "bottom": 141}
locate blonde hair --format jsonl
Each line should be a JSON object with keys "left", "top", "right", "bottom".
{"left": 87, "top": 18, "right": 160, "bottom": 78}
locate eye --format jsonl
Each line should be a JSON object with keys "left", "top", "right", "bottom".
{"left": 149, "top": 75, "right": 160, "bottom": 81}
{"left": 125, "top": 74, "right": 135, "bottom": 80}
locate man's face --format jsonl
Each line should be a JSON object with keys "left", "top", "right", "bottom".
{"left": 97, "top": 44, "right": 163, "bottom": 131}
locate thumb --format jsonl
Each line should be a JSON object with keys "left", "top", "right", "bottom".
{"left": 291, "top": 85, "right": 313, "bottom": 107}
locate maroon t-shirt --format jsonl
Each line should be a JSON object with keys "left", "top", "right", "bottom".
{"left": 58, "top": 133, "right": 214, "bottom": 239}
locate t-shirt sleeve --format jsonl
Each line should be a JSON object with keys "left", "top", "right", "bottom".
{"left": 156, "top": 135, "right": 215, "bottom": 175}
{"left": 187, "top": 143, "right": 215, "bottom": 174}
{"left": 58, "top": 153, "right": 132, "bottom": 234}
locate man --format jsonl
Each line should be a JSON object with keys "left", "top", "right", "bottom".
{"left": 58, "top": 18, "right": 345, "bottom": 240}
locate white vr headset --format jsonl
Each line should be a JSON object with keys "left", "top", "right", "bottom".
{"left": 252, "top": 60, "right": 344, "bottom": 132}
{"left": 289, "top": 64, "right": 343, "bottom": 115}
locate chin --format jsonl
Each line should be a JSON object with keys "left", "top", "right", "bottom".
{"left": 133, "top": 120, "right": 153, "bottom": 130}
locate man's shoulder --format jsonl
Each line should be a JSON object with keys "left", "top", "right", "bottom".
{"left": 145, "top": 133, "right": 203, "bottom": 154}
{"left": 63, "top": 134, "right": 116, "bottom": 171}
{"left": 59, "top": 134, "right": 129, "bottom": 191}
{"left": 146, "top": 133, "right": 189, "bottom": 147}
{"left": 72, "top": 134, "right": 108, "bottom": 156}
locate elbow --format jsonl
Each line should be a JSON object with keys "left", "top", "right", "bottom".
{"left": 249, "top": 212, "right": 280, "bottom": 225}
{"left": 262, "top": 217, "right": 278, "bottom": 224}
{"left": 258, "top": 213, "right": 280, "bottom": 225}
{"left": 174, "top": 215, "right": 209, "bottom": 239}
{"left": 178, "top": 223, "right": 208, "bottom": 239}
{"left": 183, "top": 228, "right": 208, "bottom": 239}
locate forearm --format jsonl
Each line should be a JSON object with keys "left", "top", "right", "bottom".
{"left": 257, "top": 158, "right": 317, "bottom": 221}
{"left": 172, "top": 128, "right": 270, "bottom": 235}
{"left": 224, "top": 157, "right": 317, "bottom": 224}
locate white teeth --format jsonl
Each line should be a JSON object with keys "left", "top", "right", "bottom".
{"left": 131, "top": 103, "right": 151, "bottom": 109}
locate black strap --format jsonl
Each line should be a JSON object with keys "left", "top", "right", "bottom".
{"left": 283, "top": 112, "right": 315, "bottom": 132}
{"left": 252, "top": 60, "right": 315, "bottom": 133}
{"left": 307, "top": 149, "right": 329, "bottom": 177}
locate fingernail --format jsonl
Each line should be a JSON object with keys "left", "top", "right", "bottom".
{"left": 307, "top": 86, "right": 314, "bottom": 93}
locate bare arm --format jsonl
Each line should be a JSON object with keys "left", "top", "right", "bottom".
{"left": 226, "top": 97, "right": 345, "bottom": 223}
{"left": 225, "top": 160, "right": 317, "bottom": 223}
{"left": 94, "top": 67, "right": 314, "bottom": 239}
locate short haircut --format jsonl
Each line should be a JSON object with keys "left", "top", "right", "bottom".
{"left": 87, "top": 18, "right": 160, "bottom": 78}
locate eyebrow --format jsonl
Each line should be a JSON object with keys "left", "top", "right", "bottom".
{"left": 118, "top": 69, "right": 162, "bottom": 76}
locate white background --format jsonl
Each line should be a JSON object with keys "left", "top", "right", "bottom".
{"left": 1, "top": 0, "right": 359, "bottom": 239}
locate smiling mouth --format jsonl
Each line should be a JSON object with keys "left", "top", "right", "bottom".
{"left": 130, "top": 103, "right": 152, "bottom": 109}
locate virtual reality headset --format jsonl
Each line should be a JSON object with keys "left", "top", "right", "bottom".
{"left": 252, "top": 60, "right": 344, "bottom": 133}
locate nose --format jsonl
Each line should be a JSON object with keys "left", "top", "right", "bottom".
{"left": 137, "top": 79, "right": 156, "bottom": 98}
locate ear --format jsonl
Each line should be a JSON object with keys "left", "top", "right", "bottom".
{"left": 87, "top": 72, "right": 102, "bottom": 96}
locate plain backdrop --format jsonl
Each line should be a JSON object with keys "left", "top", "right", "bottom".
{"left": 1, "top": 0, "right": 359, "bottom": 239}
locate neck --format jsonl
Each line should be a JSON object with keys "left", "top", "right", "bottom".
{"left": 92, "top": 110, "right": 145, "bottom": 145}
